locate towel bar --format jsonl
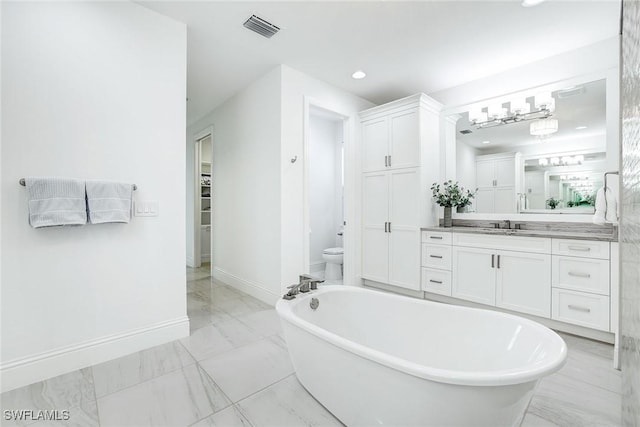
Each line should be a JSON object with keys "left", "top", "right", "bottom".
{"left": 19, "top": 178, "right": 137, "bottom": 191}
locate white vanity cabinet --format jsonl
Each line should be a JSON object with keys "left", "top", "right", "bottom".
{"left": 420, "top": 230, "right": 452, "bottom": 296}
{"left": 361, "top": 94, "right": 442, "bottom": 291}
{"left": 474, "top": 153, "right": 520, "bottom": 213}
{"left": 451, "top": 233, "right": 552, "bottom": 317}
{"left": 551, "top": 238, "right": 612, "bottom": 331}
{"left": 362, "top": 108, "right": 420, "bottom": 172}
{"left": 363, "top": 168, "right": 421, "bottom": 290}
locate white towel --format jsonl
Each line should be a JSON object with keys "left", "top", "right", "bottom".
{"left": 86, "top": 180, "right": 133, "bottom": 224}
{"left": 593, "top": 185, "right": 619, "bottom": 225}
{"left": 605, "top": 187, "right": 618, "bottom": 223}
{"left": 25, "top": 177, "right": 87, "bottom": 228}
{"left": 593, "top": 188, "right": 606, "bottom": 225}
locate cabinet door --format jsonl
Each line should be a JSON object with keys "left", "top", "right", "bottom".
{"left": 476, "top": 160, "right": 495, "bottom": 188}
{"left": 362, "top": 118, "right": 388, "bottom": 172}
{"left": 494, "top": 187, "right": 516, "bottom": 213}
{"left": 495, "top": 157, "right": 516, "bottom": 187}
{"left": 496, "top": 251, "right": 551, "bottom": 318}
{"left": 474, "top": 188, "right": 495, "bottom": 213}
{"left": 389, "top": 109, "right": 420, "bottom": 169}
{"left": 388, "top": 169, "right": 420, "bottom": 289}
{"left": 362, "top": 172, "right": 389, "bottom": 282}
{"left": 452, "top": 246, "right": 496, "bottom": 305}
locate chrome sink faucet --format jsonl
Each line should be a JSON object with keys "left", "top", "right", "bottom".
{"left": 504, "top": 219, "right": 511, "bottom": 229}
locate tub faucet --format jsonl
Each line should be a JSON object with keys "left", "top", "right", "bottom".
{"left": 282, "top": 276, "right": 325, "bottom": 300}
{"left": 299, "top": 274, "right": 324, "bottom": 290}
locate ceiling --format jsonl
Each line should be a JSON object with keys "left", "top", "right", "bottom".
{"left": 137, "top": 0, "right": 621, "bottom": 126}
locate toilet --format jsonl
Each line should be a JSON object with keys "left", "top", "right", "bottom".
{"left": 322, "top": 247, "right": 344, "bottom": 280}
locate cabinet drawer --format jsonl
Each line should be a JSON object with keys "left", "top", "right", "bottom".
{"left": 552, "top": 288, "right": 609, "bottom": 331}
{"left": 422, "top": 244, "right": 452, "bottom": 270}
{"left": 453, "top": 233, "right": 551, "bottom": 254}
{"left": 552, "top": 239, "right": 609, "bottom": 259}
{"left": 421, "top": 230, "right": 452, "bottom": 244}
{"left": 421, "top": 268, "right": 451, "bottom": 296}
{"left": 552, "top": 256, "right": 609, "bottom": 295}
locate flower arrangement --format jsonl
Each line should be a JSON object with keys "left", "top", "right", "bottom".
{"left": 430, "top": 181, "right": 476, "bottom": 208}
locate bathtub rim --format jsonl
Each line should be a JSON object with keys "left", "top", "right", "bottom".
{"left": 276, "top": 285, "right": 567, "bottom": 387}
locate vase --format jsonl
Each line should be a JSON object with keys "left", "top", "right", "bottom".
{"left": 443, "top": 206, "right": 452, "bottom": 228}
{"left": 456, "top": 205, "right": 468, "bottom": 213}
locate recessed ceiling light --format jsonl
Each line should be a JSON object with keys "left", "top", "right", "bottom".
{"left": 576, "top": 126, "right": 588, "bottom": 130}
{"left": 352, "top": 70, "right": 366, "bottom": 80}
{"left": 521, "top": 0, "right": 547, "bottom": 7}
{"left": 482, "top": 140, "right": 491, "bottom": 144}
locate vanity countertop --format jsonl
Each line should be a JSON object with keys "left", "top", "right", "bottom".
{"left": 422, "top": 221, "right": 618, "bottom": 242}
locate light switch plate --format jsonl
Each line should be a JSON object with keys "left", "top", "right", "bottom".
{"left": 134, "top": 200, "right": 159, "bottom": 217}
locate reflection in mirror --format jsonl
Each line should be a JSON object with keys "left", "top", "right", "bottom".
{"left": 454, "top": 79, "right": 607, "bottom": 214}
{"left": 522, "top": 152, "right": 605, "bottom": 213}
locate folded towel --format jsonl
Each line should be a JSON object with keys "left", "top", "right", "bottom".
{"left": 25, "top": 177, "right": 87, "bottom": 228}
{"left": 593, "top": 187, "right": 606, "bottom": 225}
{"left": 86, "top": 180, "right": 133, "bottom": 224}
{"left": 593, "top": 185, "right": 619, "bottom": 225}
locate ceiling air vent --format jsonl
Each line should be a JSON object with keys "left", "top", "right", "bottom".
{"left": 243, "top": 15, "right": 280, "bottom": 38}
{"left": 459, "top": 129, "right": 473, "bottom": 135}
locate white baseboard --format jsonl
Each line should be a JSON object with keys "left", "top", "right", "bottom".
{"left": 186, "top": 256, "right": 195, "bottom": 268}
{"left": 0, "top": 316, "right": 190, "bottom": 393}
{"left": 212, "top": 267, "right": 279, "bottom": 306}
{"left": 201, "top": 254, "right": 210, "bottom": 262}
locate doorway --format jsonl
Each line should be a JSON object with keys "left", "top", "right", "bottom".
{"left": 194, "top": 129, "right": 213, "bottom": 269}
{"left": 306, "top": 105, "right": 346, "bottom": 285}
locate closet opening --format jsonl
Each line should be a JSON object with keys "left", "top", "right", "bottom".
{"left": 194, "top": 131, "right": 213, "bottom": 269}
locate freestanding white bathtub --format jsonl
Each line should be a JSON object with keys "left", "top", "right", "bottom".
{"left": 276, "top": 285, "right": 567, "bottom": 427}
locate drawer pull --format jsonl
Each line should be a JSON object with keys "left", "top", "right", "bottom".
{"left": 568, "top": 246, "right": 591, "bottom": 252}
{"left": 430, "top": 236, "right": 443, "bottom": 240}
{"left": 568, "top": 304, "right": 591, "bottom": 313}
{"left": 568, "top": 271, "right": 591, "bottom": 278}
{"left": 430, "top": 255, "right": 443, "bottom": 259}
{"left": 429, "top": 279, "right": 443, "bottom": 284}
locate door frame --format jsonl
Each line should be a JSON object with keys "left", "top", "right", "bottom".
{"left": 193, "top": 126, "right": 213, "bottom": 269}
{"left": 302, "top": 97, "right": 355, "bottom": 284}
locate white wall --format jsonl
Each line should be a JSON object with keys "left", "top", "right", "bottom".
{"left": 280, "top": 65, "right": 375, "bottom": 290}
{"left": 186, "top": 65, "right": 373, "bottom": 303}
{"left": 309, "top": 114, "right": 342, "bottom": 271}
{"left": 0, "top": 2, "right": 187, "bottom": 391}
{"left": 430, "top": 37, "right": 619, "bottom": 108}
{"left": 187, "top": 67, "right": 282, "bottom": 304}
{"left": 455, "top": 140, "right": 477, "bottom": 194}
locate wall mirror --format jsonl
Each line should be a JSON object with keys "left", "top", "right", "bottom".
{"left": 447, "top": 75, "right": 617, "bottom": 215}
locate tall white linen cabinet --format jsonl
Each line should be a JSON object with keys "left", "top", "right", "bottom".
{"left": 360, "top": 94, "right": 443, "bottom": 290}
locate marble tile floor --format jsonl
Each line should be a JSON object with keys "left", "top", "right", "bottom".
{"left": 0, "top": 266, "right": 622, "bottom": 426}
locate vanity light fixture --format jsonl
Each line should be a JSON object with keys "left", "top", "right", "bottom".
{"left": 468, "top": 93, "right": 555, "bottom": 131}
{"left": 576, "top": 126, "right": 588, "bottom": 130}
{"left": 352, "top": 70, "right": 366, "bottom": 80}
{"left": 530, "top": 118, "right": 558, "bottom": 137}
{"left": 538, "top": 155, "right": 584, "bottom": 167}
{"left": 488, "top": 104, "right": 508, "bottom": 120}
